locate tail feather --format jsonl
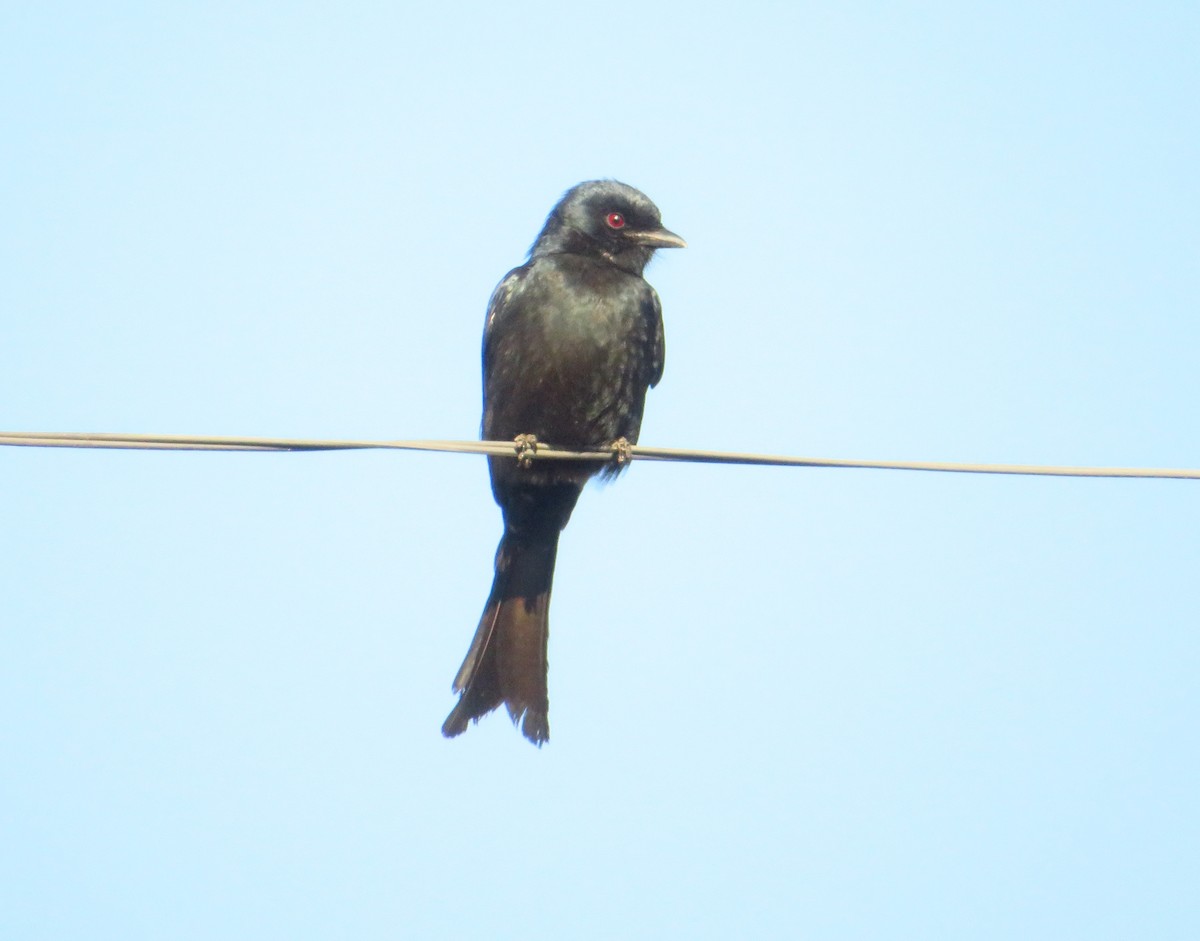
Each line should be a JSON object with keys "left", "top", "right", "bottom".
{"left": 442, "top": 532, "right": 559, "bottom": 745}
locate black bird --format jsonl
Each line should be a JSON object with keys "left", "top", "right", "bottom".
{"left": 441, "top": 180, "right": 685, "bottom": 745}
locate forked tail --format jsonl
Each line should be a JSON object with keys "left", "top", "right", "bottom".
{"left": 441, "top": 531, "right": 559, "bottom": 744}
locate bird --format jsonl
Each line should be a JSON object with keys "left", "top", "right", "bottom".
{"left": 441, "top": 180, "right": 685, "bottom": 745}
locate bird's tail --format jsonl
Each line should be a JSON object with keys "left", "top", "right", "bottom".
{"left": 441, "top": 530, "right": 560, "bottom": 744}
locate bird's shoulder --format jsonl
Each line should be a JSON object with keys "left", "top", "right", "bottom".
{"left": 482, "top": 253, "right": 658, "bottom": 360}
{"left": 483, "top": 264, "right": 531, "bottom": 338}
{"left": 484, "top": 254, "right": 634, "bottom": 324}
{"left": 644, "top": 286, "right": 665, "bottom": 388}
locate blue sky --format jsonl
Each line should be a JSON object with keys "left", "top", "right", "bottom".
{"left": 3, "top": 3, "right": 1198, "bottom": 938}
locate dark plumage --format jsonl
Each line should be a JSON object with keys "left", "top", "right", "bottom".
{"left": 442, "top": 181, "right": 685, "bottom": 744}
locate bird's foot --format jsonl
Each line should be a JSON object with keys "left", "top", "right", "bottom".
{"left": 610, "top": 437, "right": 634, "bottom": 467}
{"left": 513, "top": 434, "right": 539, "bottom": 469}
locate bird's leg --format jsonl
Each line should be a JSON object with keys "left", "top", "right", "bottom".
{"left": 610, "top": 437, "right": 634, "bottom": 467}
{"left": 513, "top": 434, "right": 539, "bottom": 469}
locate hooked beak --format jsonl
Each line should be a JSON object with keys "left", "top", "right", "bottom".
{"left": 627, "top": 226, "right": 687, "bottom": 250}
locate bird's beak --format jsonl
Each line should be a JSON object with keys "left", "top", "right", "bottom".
{"left": 627, "top": 226, "right": 687, "bottom": 250}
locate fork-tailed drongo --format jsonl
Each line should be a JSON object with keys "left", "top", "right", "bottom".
{"left": 441, "top": 180, "right": 685, "bottom": 745}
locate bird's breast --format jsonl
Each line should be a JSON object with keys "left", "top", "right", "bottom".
{"left": 483, "top": 260, "right": 653, "bottom": 446}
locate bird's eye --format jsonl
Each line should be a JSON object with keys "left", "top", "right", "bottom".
{"left": 605, "top": 212, "right": 626, "bottom": 229}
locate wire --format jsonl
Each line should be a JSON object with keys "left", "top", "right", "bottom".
{"left": 1, "top": 430, "right": 1196, "bottom": 480}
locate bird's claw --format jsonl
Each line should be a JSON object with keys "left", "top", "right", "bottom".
{"left": 610, "top": 437, "right": 634, "bottom": 466}
{"left": 514, "top": 434, "right": 539, "bottom": 469}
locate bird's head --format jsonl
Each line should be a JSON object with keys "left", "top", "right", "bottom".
{"left": 532, "top": 180, "right": 686, "bottom": 274}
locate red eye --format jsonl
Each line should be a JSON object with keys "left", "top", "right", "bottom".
{"left": 606, "top": 212, "right": 625, "bottom": 229}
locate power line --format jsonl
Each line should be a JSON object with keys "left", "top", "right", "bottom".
{"left": 1, "top": 431, "right": 1196, "bottom": 480}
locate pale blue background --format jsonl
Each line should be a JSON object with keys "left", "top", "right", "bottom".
{"left": 3, "top": 4, "right": 1198, "bottom": 938}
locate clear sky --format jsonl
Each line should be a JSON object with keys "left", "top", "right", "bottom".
{"left": 3, "top": 3, "right": 1198, "bottom": 938}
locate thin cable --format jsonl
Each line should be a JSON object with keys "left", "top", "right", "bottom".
{"left": 1, "top": 430, "right": 1196, "bottom": 480}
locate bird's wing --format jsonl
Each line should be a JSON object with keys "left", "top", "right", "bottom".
{"left": 645, "top": 287, "right": 666, "bottom": 388}
{"left": 482, "top": 266, "right": 528, "bottom": 366}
